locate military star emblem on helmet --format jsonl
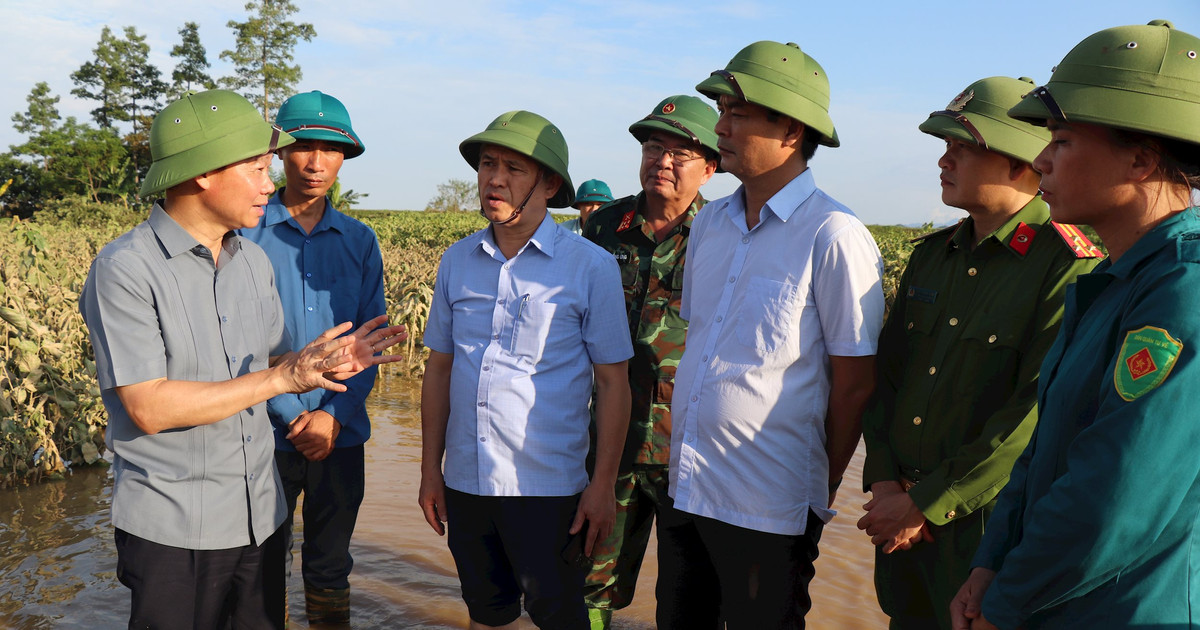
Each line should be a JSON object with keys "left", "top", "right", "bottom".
{"left": 946, "top": 89, "right": 974, "bottom": 112}
{"left": 662, "top": 103, "right": 676, "bottom": 114}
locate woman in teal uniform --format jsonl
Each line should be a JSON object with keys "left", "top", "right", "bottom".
{"left": 950, "top": 20, "right": 1200, "bottom": 630}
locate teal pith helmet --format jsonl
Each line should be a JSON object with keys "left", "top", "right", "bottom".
{"left": 141, "top": 90, "right": 295, "bottom": 196}
{"left": 919, "top": 76, "right": 1051, "bottom": 164}
{"left": 696, "top": 40, "right": 840, "bottom": 148}
{"left": 574, "top": 179, "right": 613, "bottom": 207}
{"left": 459, "top": 110, "right": 574, "bottom": 208}
{"left": 275, "top": 90, "right": 365, "bottom": 159}
{"left": 628, "top": 95, "right": 720, "bottom": 157}
{"left": 1008, "top": 20, "right": 1200, "bottom": 146}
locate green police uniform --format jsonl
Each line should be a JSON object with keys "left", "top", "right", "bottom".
{"left": 580, "top": 191, "right": 702, "bottom": 620}
{"left": 862, "top": 197, "right": 1099, "bottom": 628}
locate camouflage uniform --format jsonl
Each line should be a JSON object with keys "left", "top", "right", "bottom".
{"left": 581, "top": 191, "right": 702, "bottom": 618}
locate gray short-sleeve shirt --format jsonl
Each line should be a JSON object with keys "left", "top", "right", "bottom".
{"left": 80, "top": 203, "right": 289, "bottom": 550}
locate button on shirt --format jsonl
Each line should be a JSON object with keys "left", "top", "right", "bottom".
{"left": 423, "top": 212, "right": 633, "bottom": 496}
{"left": 671, "top": 168, "right": 885, "bottom": 536}
{"left": 239, "top": 193, "right": 387, "bottom": 449}
{"left": 79, "top": 203, "right": 289, "bottom": 550}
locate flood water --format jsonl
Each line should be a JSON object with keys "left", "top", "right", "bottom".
{"left": 0, "top": 376, "right": 888, "bottom": 629}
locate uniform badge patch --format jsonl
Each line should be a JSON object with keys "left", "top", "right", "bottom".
{"left": 662, "top": 102, "right": 676, "bottom": 114}
{"left": 1114, "top": 326, "right": 1183, "bottom": 401}
{"left": 617, "top": 210, "right": 636, "bottom": 232}
{"left": 1008, "top": 222, "right": 1037, "bottom": 256}
{"left": 946, "top": 89, "right": 974, "bottom": 112}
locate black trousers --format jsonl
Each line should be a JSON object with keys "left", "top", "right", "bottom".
{"left": 115, "top": 528, "right": 285, "bottom": 630}
{"left": 266, "top": 445, "right": 366, "bottom": 592}
{"left": 656, "top": 509, "right": 824, "bottom": 630}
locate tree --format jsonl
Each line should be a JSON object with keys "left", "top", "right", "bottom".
{"left": 328, "top": 179, "right": 367, "bottom": 211}
{"left": 220, "top": 0, "right": 316, "bottom": 120}
{"left": 425, "top": 178, "right": 479, "bottom": 212}
{"left": 70, "top": 26, "right": 167, "bottom": 185}
{"left": 69, "top": 26, "right": 128, "bottom": 130}
{"left": 11, "top": 82, "right": 62, "bottom": 170}
{"left": 170, "top": 22, "right": 216, "bottom": 94}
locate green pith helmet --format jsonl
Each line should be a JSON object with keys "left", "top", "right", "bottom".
{"left": 1008, "top": 20, "right": 1200, "bottom": 146}
{"left": 141, "top": 90, "right": 294, "bottom": 196}
{"left": 459, "top": 110, "right": 574, "bottom": 208}
{"left": 629, "top": 95, "right": 720, "bottom": 156}
{"left": 275, "top": 90, "right": 365, "bottom": 159}
{"left": 574, "top": 179, "right": 613, "bottom": 207}
{"left": 919, "top": 76, "right": 1051, "bottom": 164}
{"left": 696, "top": 40, "right": 839, "bottom": 148}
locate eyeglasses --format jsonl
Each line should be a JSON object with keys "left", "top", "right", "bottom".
{"left": 641, "top": 141, "right": 705, "bottom": 165}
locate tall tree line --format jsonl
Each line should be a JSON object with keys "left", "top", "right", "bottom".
{"left": 0, "top": 1, "right": 315, "bottom": 217}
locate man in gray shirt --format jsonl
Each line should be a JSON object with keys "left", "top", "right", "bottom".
{"left": 80, "top": 89, "right": 405, "bottom": 629}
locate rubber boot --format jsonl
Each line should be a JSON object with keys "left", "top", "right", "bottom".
{"left": 587, "top": 607, "right": 612, "bottom": 630}
{"left": 305, "top": 585, "right": 350, "bottom": 624}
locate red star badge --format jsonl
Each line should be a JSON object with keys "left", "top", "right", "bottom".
{"left": 662, "top": 103, "right": 676, "bottom": 114}
{"left": 1127, "top": 347, "right": 1158, "bottom": 380}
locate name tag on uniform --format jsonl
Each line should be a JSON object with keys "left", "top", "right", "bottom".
{"left": 614, "top": 250, "right": 631, "bottom": 264}
{"left": 908, "top": 286, "right": 937, "bottom": 304}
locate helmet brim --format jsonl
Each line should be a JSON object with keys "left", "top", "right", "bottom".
{"left": 1009, "top": 81, "right": 1200, "bottom": 146}
{"left": 696, "top": 72, "right": 840, "bottom": 148}
{"left": 460, "top": 127, "right": 574, "bottom": 208}
{"left": 141, "top": 122, "right": 295, "bottom": 196}
{"left": 918, "top": 113, "right": 1047, "bottom": 164}
{"left": 283, "top": 127, "right": 365, "bottom": 159}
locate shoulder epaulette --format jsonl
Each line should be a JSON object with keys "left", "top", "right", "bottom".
{"left": 909, "top": 220, "right": 963, "bottom": 244}
{"left": 1050, "top": 222, "right": 1105, "bottom": 259}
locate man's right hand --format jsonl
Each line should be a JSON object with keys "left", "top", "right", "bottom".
{"left": 419, "top": 469, "right": 448, "bottom": 536}
{"left": 275, "top": 315, "right": 406, "bottom": 394}
{"left": 951, "top": 567, "right": 997, "bottom": 630}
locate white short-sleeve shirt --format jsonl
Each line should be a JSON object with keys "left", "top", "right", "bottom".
{"left": 670, "top": 168, "right": 884, "bottom": 536}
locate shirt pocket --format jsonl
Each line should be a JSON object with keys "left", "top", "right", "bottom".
{"left": 735, "top": 277, "right": 800, "bottom": 353}
{"left": 510, "top": 299, "right": 558, "bottom": 363}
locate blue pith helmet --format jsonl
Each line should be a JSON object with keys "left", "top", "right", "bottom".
{"left": 275, "top": 91, "right": 365, "bottom": 158}
{"left": 574, "top": 179, "right": 613, "bottom": 207}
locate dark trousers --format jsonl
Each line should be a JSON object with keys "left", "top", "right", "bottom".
{"left": 657, "top": 509, "right": 824, "bottom": 630}
{"left": 444, "top": 487, "right": 589, "bottom": 630}
{"left": 115, "top": 528, "right": 285, "bottom": 630}
{"left": 267, "top": 445, "right": 365, "bottom": 591}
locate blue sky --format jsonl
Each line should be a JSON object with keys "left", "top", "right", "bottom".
{"left": 2, "top": 0, "right": 1197, "bottom": 225}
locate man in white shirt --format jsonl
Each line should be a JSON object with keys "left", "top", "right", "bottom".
{"left": 662, "top": 41, "right": 885, "bottom": 630}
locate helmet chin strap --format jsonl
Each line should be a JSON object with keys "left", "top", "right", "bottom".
{"left": 480, "top": 169, "right": 544, "bottom": 226}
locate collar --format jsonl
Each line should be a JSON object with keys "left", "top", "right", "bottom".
{"left": 263, "top": 191, "right": 347, "bottom": 235}
{"left": 948, "top": 195, "right": 1051, "bottom": 255}
{"left": 722, "top": 167, "right": 818, "bottom": 227}
{"left": 1101, "top": 209, "right": 1200, "bottom": 279}
{"left": 617, "top": 192, "right": 703, "bottom": 234}
{"left": 478, "top": 211, "right": 559, "bottom": 260}
{"left": 148, "top": 202, "right": 241, "bottom": 260}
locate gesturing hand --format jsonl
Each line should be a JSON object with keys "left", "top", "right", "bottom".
{"left": 276, "top": 315, "right": 408, "bottom": 394}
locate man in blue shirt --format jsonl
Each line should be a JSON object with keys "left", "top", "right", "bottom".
{"left": 419, "top": 110, "right": 633, "bottom": 629}
{"left": 240, "top": 91, "right": 383, "bottom": 624}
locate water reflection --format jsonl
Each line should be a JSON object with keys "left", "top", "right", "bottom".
{"left": 0, "top": 377, "right": 887, "bottom": 629}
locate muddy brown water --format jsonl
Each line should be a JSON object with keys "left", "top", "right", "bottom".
{"left": 0, "top": 377, "right": 888, "bottom": 629}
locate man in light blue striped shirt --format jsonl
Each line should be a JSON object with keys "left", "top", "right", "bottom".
{"left": 419, "top": 111, "right": 633, "bottom": 630}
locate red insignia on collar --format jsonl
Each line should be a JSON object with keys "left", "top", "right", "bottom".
{"left": 1051, "top": 222, "right": 1105, "bottom": 259}
{"left": 1008, "top": 222, "right": 1037, "bottom": 256}
{"left": 617, "top": 210, "right": 635, "bottom": 232}
{"left": 662, "top": 103, "right": 676, "bottom": 114}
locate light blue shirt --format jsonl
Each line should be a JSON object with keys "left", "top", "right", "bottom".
{"left": 239, "top": 192, "right": 387, "bottom": 449}
{"left": 671, "top": 168, "right": 885, "bottom": 536}
{"left": 423, "top": 212, "right": 633, "bottom": 496}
